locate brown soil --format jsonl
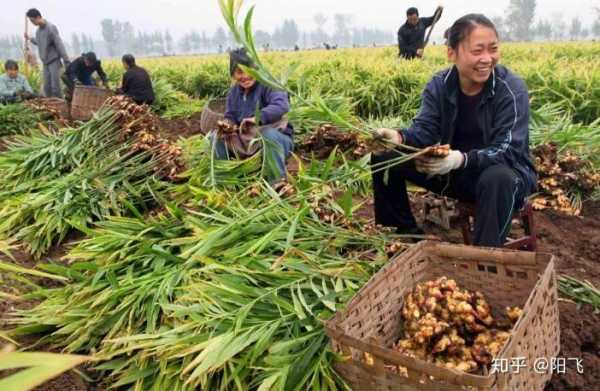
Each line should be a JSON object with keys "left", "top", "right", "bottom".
{"left": 297, "top": 125, "right": 368, "bottom": 159}
{"left": 535, "top": 203, "right": 600, "bottom": 286}
{"left": 545, "top": 301, "right": 600, "bottom": 391}
{"left": 157, "top": 112, "right": 205, "bottom": 142}
{"left": 31, "top": 371, "right": 90, "bottom": 391}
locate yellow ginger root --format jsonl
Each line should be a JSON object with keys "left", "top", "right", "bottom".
{"left": 396, "top": 278, "right": 518, "bottom": 374}
{"left": 506, "top": 306, "right": 523, "bottom": 323}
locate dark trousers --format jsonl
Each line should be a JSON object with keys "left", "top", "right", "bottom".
{"left": 371, "top": 152, "right": 526, "bottom": 247}
{"left": 398, "top": 46, "right": 417, "bottom": 59}
{"left": 78, "top": 74, "right": 95, "bottom": 86}
{"left": 0, "top": 96, "right": 17, "bottom": 104}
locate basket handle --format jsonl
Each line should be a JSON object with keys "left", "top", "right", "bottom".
{"left": 427, "top": 242, "right": 538, "bottom": 266}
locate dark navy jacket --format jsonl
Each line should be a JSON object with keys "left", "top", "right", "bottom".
{"left": 119, "top": 66, "right": 155, "bottom": 105}
{"left": 65, "top": 56, "right": 108, "bottom": 84}
{"left": 224, "top": 82, "right": 293, "bottom": 137}
{"left": 397, "top": 16, "right": 434, "bottom": 59}
{"left": 401, "top": 65, "right": 537, "bottom": 193}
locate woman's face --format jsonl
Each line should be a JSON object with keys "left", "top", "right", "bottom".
{"left": 448, "top": 25, "right": 500, "bottom": 91}
{"left": 233, "top": 68, "right": 256, "bottom": 90}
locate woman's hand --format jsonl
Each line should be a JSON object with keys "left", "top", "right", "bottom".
{"left": 416, "top": 150, "right": 465, "bottom": 176}
{"left": 375, "top": 128, "right": 403, "bottom": 145}
{"left": 240, "top": 117, "right": 256, "bottom": 131}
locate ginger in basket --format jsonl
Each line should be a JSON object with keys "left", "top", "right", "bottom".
{"left": 506, "top": 306, "right": 523, "bottom": 323}
{"left": 394, "top": 277, "right": 521, "bottom": 374}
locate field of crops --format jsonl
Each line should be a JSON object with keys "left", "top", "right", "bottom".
{"left": 1, "top": 7, "right": 600, "bottom": 390}
{"left": 17, "top": 41, "right": 600, "bottom": 123}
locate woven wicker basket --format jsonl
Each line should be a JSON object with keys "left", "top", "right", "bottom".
{"left": 38, "top": 98, "right": 69, "bottom": 119}
{"left": 71, "top": 85, "right": 113, "bottom": 121}
{"left": 200, "top": 98, "right": 226, "bottom": 133}
{"left": 325, "top": 241, "right": 559, "bottom": 391}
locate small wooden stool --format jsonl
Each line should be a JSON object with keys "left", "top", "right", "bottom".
{"left": 423, "top": 195, "right": 458, "bottom": 230}
{"left": 457, "top": 200, "right": 537, "bottom": 251}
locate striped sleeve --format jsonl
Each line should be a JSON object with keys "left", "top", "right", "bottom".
{"left": 464, "top": 77, "right": 530, "bottom": 171}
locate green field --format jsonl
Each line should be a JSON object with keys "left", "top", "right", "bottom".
{"left": 1, "top": 34, "right": 599, "bottom": 391}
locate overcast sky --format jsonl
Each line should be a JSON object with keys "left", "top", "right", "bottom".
{"left": 3, "top": 0, "right": 598, "bottom": 40}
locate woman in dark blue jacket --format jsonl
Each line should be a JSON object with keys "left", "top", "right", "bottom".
{"left": 373, "top": 14, "right": 537, "bottom": 247}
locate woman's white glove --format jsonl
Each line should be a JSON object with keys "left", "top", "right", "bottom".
{"left": 416, "top": 150, "right": 465, "bottom": 176}
{"left": 375, "top": 128, "right": 403, "bottom": 145}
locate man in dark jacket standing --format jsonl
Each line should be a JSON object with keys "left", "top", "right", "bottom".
{"left": 116, "top": 54, "right": 154, "bottom": 105}
{"left": 62, "top": 52, "right": 109, "bottom": 101}
{"left": 398, "top": 6, "right": 443, "bottom": 59}
{"left": 25, "top": 8, "right": 70, "bottom": 98}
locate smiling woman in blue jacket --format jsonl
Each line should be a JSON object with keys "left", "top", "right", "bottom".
{"left": 373, "top": 14, "right": 537, "bottom": 248}
{"left": 210, "top": 48, "right": 293, "bottom": 182}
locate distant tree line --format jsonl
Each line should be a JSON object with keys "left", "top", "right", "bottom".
{"left": 177, "top": 15, "right": 394, "bottom": 54}
{"left": 492, "top": 0, "right": 600, "bottom": 41}
{"left": 1, "top": 6, "right": 600, "bottom": 60}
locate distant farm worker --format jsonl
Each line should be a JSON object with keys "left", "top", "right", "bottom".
{"left": 25, "top": 8, "right": 70, "bottom": 98}
{"left": 0, "top": 60, "right": 35, "bottom": 104}
{"left": 374, "top": 14, "right": 537, "bottom": 247}
{"left": 116, "top": 54, "right": 154, "bottom": 105}
{"left": 209, "top": 48, "right": 294, "bottom": 182}
{"left": 62, "top": 52, "right": 109, "bottom": 101}
{"left": 398, "top": 6, "right": 443, "bottom": 59}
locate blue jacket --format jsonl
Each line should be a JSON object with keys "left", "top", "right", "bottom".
{"left": 401, "top": 65, "right": 537, "bottom": 193}
{"left": 0, "top": 74, "right": 34, "bottom": 98}
{"left": 224, "top": 82, "right": 293, "bottom": 137}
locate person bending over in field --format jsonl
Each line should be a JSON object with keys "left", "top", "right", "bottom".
{"left": 116, "top": 54, "right": 155, "bottom": 105}
{"left": 62, "top": 52, "right": 109, "bottom": 102}
{"left": 0, "top": 60, "right": 35, "bottom": 104}
{"left": 209, "top": 48, "right": 294, "bottom": 182}
{"left": 374, "top": 14, "right": 537, "bottom": 248}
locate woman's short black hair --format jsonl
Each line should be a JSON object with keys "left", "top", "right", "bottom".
{"left": 229, "top": 48, "right": 254, "bottom": 76}
{"left": 406, "top": 7, "right": 419, "bottom": 17}
{"left": 447, "top": 14, "right": 498, "bottom": 51}
{"left": 26, "top": 8, "right": 42, "bottom": 18}
{"left": 122, "top": 54, "right": 136, "bottom": 67}
{"left": 4, "top": 60, "right": 19, "bottom": 71}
